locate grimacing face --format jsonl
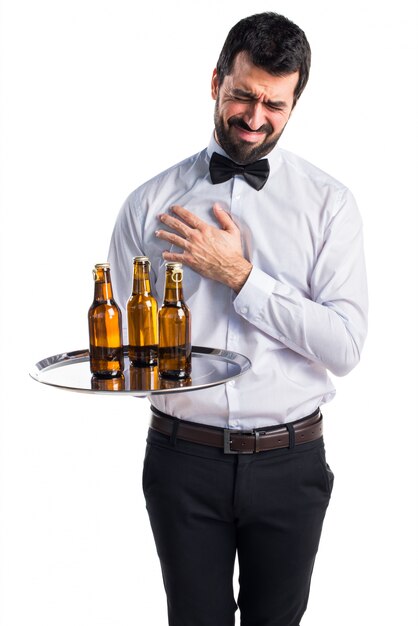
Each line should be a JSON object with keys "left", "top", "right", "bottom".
{"left": 212, "top": 51, "right": 299, "bottom": 164}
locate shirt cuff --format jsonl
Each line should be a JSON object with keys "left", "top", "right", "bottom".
{"left": 233, "top": 265, "right": 276, "bottom": 321}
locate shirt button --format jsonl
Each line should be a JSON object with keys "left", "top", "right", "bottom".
{"left": 228, "top": 380, "right": 236, "bottom": 387}
{"left": 240, "top": 306, "right": 249, "bottom": 315}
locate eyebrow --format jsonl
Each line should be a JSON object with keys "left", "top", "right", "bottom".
{"left": 231, "top": 88, "right": 289, "bottom": 109}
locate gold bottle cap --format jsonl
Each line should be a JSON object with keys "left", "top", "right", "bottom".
{"left": 133, "top": 256, "right": 150, "bottom": 264}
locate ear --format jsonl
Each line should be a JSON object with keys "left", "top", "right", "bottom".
{"left": 211, "top": 68, "right": 219, "bottom": 101}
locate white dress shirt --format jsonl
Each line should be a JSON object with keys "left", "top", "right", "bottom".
{"left": 108, "top": 133, "right": 368, "bottom": 429}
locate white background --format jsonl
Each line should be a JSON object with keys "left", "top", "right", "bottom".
{"left": 0, "top": 0, "right": 417, "bottom": 624}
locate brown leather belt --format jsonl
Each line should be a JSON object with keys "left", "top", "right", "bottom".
{"left": 149, "top": 406, "right": 323, "bottom": 454}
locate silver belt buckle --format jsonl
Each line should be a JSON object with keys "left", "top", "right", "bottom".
{"left": 223, "top": 429, "right": 257, "bottom": 454}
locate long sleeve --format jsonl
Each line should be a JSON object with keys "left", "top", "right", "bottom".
{"left": 234, "top": 187, "right": 368, "bottom": 376}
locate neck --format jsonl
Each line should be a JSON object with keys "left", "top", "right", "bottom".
{"left": 132, "top": 269, "right": 151, "bottom": 295}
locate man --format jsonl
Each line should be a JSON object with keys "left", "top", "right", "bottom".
{"left": 108, "top": 12, "right": 368, "bottom": 626}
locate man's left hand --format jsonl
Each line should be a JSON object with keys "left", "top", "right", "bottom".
{"left": 155, "top": 203, "right": 252, "bottom": 293}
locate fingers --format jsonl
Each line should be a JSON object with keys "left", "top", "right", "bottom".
{"left": 161, "top": 250, "right": 189, "bottom": 264}
{"left": 159, "top": 204, "right": 236, "bottom": 234}
{"left": 155, "top": 204, "right": 238, "bottom": 255}
{"left": 158, "top": 211, "right": 193, "bottom": 239}
{"left": 170, "top": 205, "right": 203, "bottom": 230}
{"left": 213, "top": 203, "right": 236, "bottom": 232}
{"left": 155, "top": 228, "right": 191, "bottom": 251}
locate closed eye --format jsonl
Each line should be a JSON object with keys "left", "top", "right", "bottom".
{"left": 231, "top": 89, "right": 288, "bottom": 112}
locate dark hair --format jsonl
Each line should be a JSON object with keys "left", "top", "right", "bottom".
{"left": 216, "top": 12, "right": 311, "bottom": 105}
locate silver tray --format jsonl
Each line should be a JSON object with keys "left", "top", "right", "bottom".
{"left": 30, "top": 346, "right": 251, "bottom": 396}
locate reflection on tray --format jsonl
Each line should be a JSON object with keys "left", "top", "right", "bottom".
{"left": 91, "top": 365, "right": 192, "bottom": 392}
{"left": 158, "top": 376, "right": 192, "bottom": 390}
{"left": 91, "top": 375, "right": 126, "bottom": 391}
{"left": 129, "top": 365, "right": 159, "bottom": 391}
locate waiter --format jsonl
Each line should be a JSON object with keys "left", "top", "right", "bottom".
{"left": 108, "top": 11, "right": 368, "bottom": 626}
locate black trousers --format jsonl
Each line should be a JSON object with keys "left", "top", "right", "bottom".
{"left": 142, "top": 425, "right": 334, "bottom": 626}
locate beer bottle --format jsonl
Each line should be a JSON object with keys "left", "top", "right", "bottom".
{"left": 158, "top": 262, "right": 191, "bottom": 379}
{"left": 88, "top": 263, "right": 124, "bottom": 378}
{"left": 127, "top": 256, "right": 158, "bottom": 366}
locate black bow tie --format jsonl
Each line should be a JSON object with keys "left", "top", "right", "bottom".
{"left": 209, "top": 152, "right": 270, "bottom": 191}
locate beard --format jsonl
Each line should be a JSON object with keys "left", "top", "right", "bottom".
{"left": 214, "top": 99, "right": 286, "bottom": 165}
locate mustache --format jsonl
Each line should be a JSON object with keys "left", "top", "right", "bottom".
{"left": 229, "top": 116, "right": 273, "bottom": 135}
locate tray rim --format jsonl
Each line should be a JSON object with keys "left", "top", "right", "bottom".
{"left": 29, "top": 345, "right": 251, "bottom": 397}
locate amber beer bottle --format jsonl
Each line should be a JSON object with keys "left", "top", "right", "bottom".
{"left": 158, "top": 262, "right": 191, "bottom": 379}
{"left": 127, "top": 256, "right": 158, "bottom": 366}
{"left": 88, "top": 263, "right": 124, "bottom": 378}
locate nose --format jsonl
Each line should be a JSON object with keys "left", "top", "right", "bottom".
{"left": 243, "top": 101, "right": 265, "bottom": 131}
